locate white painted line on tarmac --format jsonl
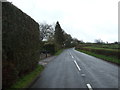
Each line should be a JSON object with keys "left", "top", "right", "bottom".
{"left": 72, "top": 55, "right": 74, "bottom": 58}
{"left": 86, "top": 84, "right": 93, "bottom": 90}
{"left": 69, "top": 52, "right": 74, "bottom": 58}
{"left": 73, "top": 60, "right": 81, "bottom": 71}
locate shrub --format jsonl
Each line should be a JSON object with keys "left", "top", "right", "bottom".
{"left": 43, "top": 43, "right": 55, "bottom": 55}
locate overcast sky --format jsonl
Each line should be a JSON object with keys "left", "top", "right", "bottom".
{"left": 7, "top": 0, "right": 119, "bottom": 43}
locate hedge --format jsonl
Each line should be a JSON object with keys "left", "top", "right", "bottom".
{"left": 2, "top": 2, "right": 40, "bottom": 88}
{"left": 76, "top": 47, "right": 119, "bottom": 59}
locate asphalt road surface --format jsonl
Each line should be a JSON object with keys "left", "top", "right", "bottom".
{"left": 31, "top": 48, "right": 119, "bottom": 89}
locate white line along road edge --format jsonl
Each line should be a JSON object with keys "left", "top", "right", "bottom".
{"left": 86, "top": 84, "right": 93, "bottom": 90}
{"left": 73, "top": 60, "right": 81, "bottom": 71}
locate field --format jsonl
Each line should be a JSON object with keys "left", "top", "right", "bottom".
{"left": 75, "top": 43, "right": 120, "bottom": 64}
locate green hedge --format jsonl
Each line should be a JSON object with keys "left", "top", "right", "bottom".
{"left": 43, "top": 43, "right": 55, "bottom": 55}
{"left": 77, "top": 49, "right": 119, "bottom": 64}
{"left": 2, "top": 2, "right": 40, "bottom": 88}
{"left": 76, "top": 47, "right": 119, "bottom": 59}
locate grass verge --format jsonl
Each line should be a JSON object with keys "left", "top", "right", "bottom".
{"left": 10, "top": 65, "right": 44, "bottom": 88}
{"left": 76, "top": 49, "right": 120, "bottom": 65}
{"left": 54, "top": 49, "right": 64, "bottom": 56}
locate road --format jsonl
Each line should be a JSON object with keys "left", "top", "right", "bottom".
{"left": 31, "top": 48, "right": 119, "bottom": 89}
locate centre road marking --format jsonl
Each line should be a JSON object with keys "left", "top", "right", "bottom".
{"left": 73, "top": 60, "right": 81, "bottom": 71}
{"left": 86, "top": 84, "right": 93, "bottom": 90}
{"left": 72, "top": 55, "right": 74, "bottom": 58}
{"left": 69, "top": 52, "right": 74, "bottom": 58}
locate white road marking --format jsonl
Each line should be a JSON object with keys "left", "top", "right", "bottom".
{"left": 86, "top": 84, "right": 93, "bottom": 90}
{"left": 72, "top": 55, "right": 74, "bottom": 58}
{"left": 69, "top": 52, "right": 74, "bottom": 58}
{"left": 81, "top": 74, "right": 85, "bottom": 77}
{"left": 73, "top": 60, "right": 81, "bottom": 71}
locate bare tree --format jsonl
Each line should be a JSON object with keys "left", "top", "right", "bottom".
{"left": 39, "top": 23, "right": 54, "bottom": 41}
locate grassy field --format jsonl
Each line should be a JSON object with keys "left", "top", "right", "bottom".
{"left": 83, "top": 47, "right": 118, "bottom": 51}
{"left": 76, "top": 43, "right": 119, "bottom": 65}
{"left": 77, "top": 43, "right": 119, "bottom": 49}
{"left": 77, "top": 49, "right": 119, "bottom": 64}
{"left": 88, "top": 44, "right": 119, "bottom": 49}
{"left": 10, "top": 65, "right": 44, "bottom": 88}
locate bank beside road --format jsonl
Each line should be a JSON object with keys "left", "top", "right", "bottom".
{"left": 10, "top": 65, "right": 44, "bottom": 88}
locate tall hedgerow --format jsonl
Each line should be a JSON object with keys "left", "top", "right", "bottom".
{"left": 2, "top": 2, "right": 40, "bottom": 88}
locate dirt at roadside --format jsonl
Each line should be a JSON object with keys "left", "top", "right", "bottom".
{"left": 39, "top": 56, "right": 56, "bottom": 66}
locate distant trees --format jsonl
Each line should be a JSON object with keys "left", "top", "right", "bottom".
{"left": 71, "top": 38, "right": 84, "bottom": 46}
{"left": 114, "top": 41, "right": 118, "bottom": 44}
{"left": 39, "top": 21, "right": 67, "bottom": 55}
{"left": 54, "top": 21, "right": 65, "bottom": 49}
{"left": 53, "top": 21, "right": 83, "bottom": 49}
{"left": 94, "top": 39, "right": 104, "bottom": 44}
{"left": 39, "top": 21, "right": 83, "bottom": 52}
{"left": 64, "top": 33, "right": 73, "bottom": 48}
{"left": 39, "top": 21, "right": 83, "bottom": 50}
